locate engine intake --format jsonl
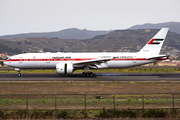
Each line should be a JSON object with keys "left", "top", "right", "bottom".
{"left": 56, "top": 63, "right": 73, "bottom": 74}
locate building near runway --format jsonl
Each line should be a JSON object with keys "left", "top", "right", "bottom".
{"left": 142, "top": 60, "right": 180, "bottom": 66}
{"left": 158, "top": 60, "right": 180, "bottom": 66}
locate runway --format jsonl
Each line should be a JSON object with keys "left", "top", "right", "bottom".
{"left": 0, "top": 73, "right": 180, "bottom": 81}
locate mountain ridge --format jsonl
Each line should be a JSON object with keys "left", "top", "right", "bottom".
{"left": 0, "top": 28, "right": 111, "bottom": 40}
{"left": 128, "top": 22, "right": 180, "bottom": 34}
{"left": 1, "top": 29, "right": 180, "bottom": 54}
{"left": 1, "top": 22, "right": 180, "bottom": 39}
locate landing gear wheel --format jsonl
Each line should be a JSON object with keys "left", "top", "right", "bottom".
{"left": 89, "top": 72, "right": 94, "bottom": 77}
{"left": 82, "top": 72, "right": 86, "bottom": 77}
{"left": 86, "top": 72, "right": 89, "bottom": 77}
{"left": 18, "top": 73, "right": 21, "bottom": 77}
{"left": 82, "top": 72, "right": 94, "bottom": 77}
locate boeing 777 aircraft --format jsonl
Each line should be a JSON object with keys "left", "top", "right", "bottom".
{"left": 4, "top": 28, "right": 169, "bottom": 77}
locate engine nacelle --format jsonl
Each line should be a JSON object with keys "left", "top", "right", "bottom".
{"left": 56, "top": 63, "right": 73, "bottom": 74}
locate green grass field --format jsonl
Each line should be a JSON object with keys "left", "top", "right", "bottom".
{"left": 0, "top": 94, "right": 179, "bottom": 110}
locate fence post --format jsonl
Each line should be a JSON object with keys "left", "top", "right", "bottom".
{"left": 84, "top": 93, "right": 86, "bottom": 110}
{"left": 113, "top": 95, "right": 115, "bottom": 111}
{"left": 26, "top": 95, "right": 28, "bottom": 110}
{"left": 55, "top": 94, "right": 57, "bottom": 119}
{"left": 55, "top": 95, "right": 57, "bottom": 110}
{"left": 142, "top": 94, "right": 144, "bottom": 110}
{"left": 172, "top": 93, "right": 174, "bottom": 109}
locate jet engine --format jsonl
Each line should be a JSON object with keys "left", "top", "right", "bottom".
{"left": 56, "top": 63, "right": 73, "bottom": 74}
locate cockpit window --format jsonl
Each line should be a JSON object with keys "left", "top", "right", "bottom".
{"left": 7, "top": 58, "right": 11, "bottom": 60}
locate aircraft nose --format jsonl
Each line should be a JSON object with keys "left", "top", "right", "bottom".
{"left": 3, "top": 60, "right": 8, "bottom": 66}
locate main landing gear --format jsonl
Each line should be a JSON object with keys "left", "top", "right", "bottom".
{"left": 82, "top": 65, "right": 95, "bottom": 77}
{"left": 82, "top": 72, "right": 94, "bottom": 77}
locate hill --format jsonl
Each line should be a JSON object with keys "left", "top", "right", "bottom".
{"left": 1, "top": 22, "right": 180, "bottom": 40}
{"left": 83, "top": 29, "right": 180, "bottom": 52}
{"left": 129, "top": 22, "right": 180, "bottom": 35}
{"left": 0, "top": 29, "right": 180, "bottom": 54}
{"left": 0, "top": 28, "right": 110, "bottom": 39}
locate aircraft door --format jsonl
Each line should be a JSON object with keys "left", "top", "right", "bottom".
{"left": 46, "top": 57, "right": 51, "bottom": 63}
{"left": 133, "top": 56, "right": 137, "bottom": 63}
{"left": 19, "top": 57, "right": 23, "bottom": 63}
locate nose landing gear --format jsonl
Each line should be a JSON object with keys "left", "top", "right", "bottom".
{"left": 18, "top": 73, "right": 21, "bottom": 77}
{"left": 15, "top": 68, "right": 21, "bottom": 77}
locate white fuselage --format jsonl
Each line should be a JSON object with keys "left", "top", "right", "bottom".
{"left": 4, "top": 52, "right": 165, "bottom": 70}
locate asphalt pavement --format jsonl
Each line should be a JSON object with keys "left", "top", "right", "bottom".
{"left": 0, "top": 73, "right": 180, "bottom": 81}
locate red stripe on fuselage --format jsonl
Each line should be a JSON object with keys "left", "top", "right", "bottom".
{"left": 6, "top": 58, "right": 168, "bottom": 62}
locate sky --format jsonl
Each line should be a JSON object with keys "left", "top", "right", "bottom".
{"left": 0, "top": 0, "right": 180, "bottom": 36}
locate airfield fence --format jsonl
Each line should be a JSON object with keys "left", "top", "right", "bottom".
{"left": 0, "top": 93, "right": 180, "bottom": 110}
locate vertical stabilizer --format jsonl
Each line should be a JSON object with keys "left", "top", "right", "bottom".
{"left": 138, "top": 28, "right": 169, "bottom": 55}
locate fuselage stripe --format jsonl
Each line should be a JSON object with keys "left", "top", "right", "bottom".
{"left": 5, "top": 58, "right": 168, "bottom": 62}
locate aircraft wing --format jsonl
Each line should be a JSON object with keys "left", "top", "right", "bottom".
{"left": 73, "top": 57, "right": 112, "bottom": 65}
{"left": 147, "top": 55, "right": 169, "bottom": 60}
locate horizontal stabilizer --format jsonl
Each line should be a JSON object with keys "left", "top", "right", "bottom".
{"left": 147, "top": 55, "right": 169, "bottom": 60}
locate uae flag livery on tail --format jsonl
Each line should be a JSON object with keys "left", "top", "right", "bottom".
{"left": 148, "top": 38, "right": 164, "bottom": 45}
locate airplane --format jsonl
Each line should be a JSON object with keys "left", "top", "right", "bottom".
{"left": 4, "top": 28, "right": 169, "bottom": 77}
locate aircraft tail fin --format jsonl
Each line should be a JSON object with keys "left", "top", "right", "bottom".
{"left": 138, "top": 28, "right": 169, "bottom": 55}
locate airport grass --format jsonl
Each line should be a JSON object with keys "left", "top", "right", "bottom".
{"left": 1, "top": 81, "right": 180, "bottom": 111}
{"left": 1, "top": 81, "right": 180, "bottom": 94}
{"left": 1, "top": 67, "right": 180, "bottom": 73}
{"left": 0, "top": 81, "right": 180, "bottom": 94}
{"left": 0, "top": 96, "right": 178, "bottom": 110}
